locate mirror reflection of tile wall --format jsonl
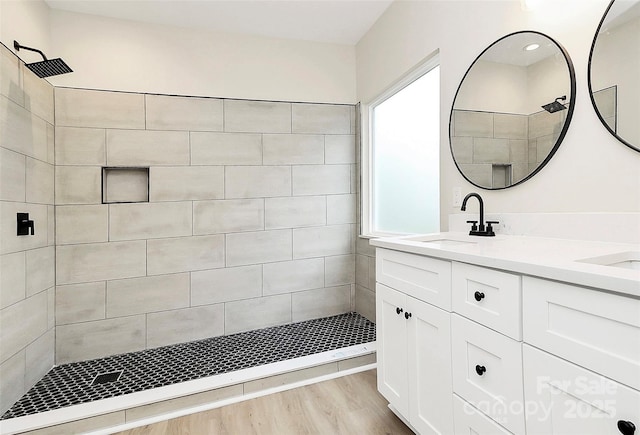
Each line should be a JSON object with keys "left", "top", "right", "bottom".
{"left": 451, "top": 109, "right": 567, "bottom": 188}
{"left": 592, "top": 86, "right": 617, "bottom": 134}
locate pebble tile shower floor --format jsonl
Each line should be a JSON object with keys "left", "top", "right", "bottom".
{"left": 2, "top": 313, "right": 376, "bottom": 420}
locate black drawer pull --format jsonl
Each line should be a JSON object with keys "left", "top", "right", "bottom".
{"left": 404, "top": 311, "right": 412, "bottom": 320}
{"left": 618, "top": 420, "right": 636, "bottom": 435}
{"left": 396, "top": 307, "right": 403, "bottom": 315}
{"left": 475, "top": 365, "right": 486, "bottom": 376}
{"left": 474, "top": 291, "right": 485, "bottom": 302}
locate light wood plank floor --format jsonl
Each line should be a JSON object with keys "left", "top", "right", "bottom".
{"left": 114, "top": 369, "right": 413, "bottom": 435}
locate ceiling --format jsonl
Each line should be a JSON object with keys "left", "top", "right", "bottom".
{"left": 44, "top": 0, "right": 394, "bottom": 45}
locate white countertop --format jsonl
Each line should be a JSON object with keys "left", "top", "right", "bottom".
{"left": 370, "top": 232, "right": 640, "bottom": 298}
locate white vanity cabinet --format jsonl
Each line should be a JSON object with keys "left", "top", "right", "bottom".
{"left": 372, "top": 235, "right": 640, "bottom": 435}
{"left": 376, "top": 249, "right": 454, "bottom": 435}
{"left": 522, "top": 277, "right": 640, "bottom": 435}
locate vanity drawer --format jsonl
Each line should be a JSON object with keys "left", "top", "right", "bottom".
{"left": 376, "top": 248, "right": 452, "bottom": 310}
{"left": 523, "top": 276, "right": 640, "bottom": 390}
{"left": 523, "top": 344, "right": 640, "bottom": 435}
{"left": 452, "top": 262, "right": 522, "bottom": 340}
{"left": 452, "top": 395, "right": 513, "bottom": 435}
{"left": 451, "top": 314, "right": 525, "bottom": 435}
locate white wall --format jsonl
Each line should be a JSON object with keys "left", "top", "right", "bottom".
{"left": 0, "top": 0, "right": 51, "bottom": 57}
{"left": 357, "top": 0, "right": 640, "bottom": 227}
{"left": 44, "top": 9, "right": 356, "bottom": 104}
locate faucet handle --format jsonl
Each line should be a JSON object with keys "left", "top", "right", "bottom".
{"left": 466, "top": 220, "right": 478, "bottom": 232}
{"left": 486, "top": 220, "right": 499, "bottom": 236}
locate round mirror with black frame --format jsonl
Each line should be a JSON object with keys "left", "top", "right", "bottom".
{"left": 588, "top": 0, "right": 639, "bottom": 152}
{"left": 449, "top": 31, "right": 576, "bottom": 190}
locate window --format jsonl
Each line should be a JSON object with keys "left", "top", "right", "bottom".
{"left": 361, "top": 54, "right": 440, "bottom": 236}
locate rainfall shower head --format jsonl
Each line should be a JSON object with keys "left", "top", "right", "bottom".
{"left": 541, "top": 95, "right": 567, "bottom": 114}
{"left": 14, "top": 41, "right": 73, "bottom": 78}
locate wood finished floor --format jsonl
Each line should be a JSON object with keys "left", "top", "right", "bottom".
{"left": 114, "top": 369, "right": 414, "bottom": 435}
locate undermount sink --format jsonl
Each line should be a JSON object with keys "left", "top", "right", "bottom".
{"left": 402, "top": 235, "right": 478, "bottom": 247}
{"left": 577, "top": 251, "right": 640, "bottom": 271}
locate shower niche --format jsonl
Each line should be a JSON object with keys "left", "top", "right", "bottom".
{"left": 102, "top": 167, "right": 149, "bottom": 203}
{"left": 449, "top": 31, "right": 576, "bottom": 189}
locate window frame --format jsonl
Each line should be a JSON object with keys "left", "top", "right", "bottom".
{"left": 360, "top": 51, "right": 441, "bottom": 238}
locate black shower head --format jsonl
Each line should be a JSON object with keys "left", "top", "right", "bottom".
{"left": 541, "top": 95, "right": 567, "bottom": 114}
{"left": 14, "top": 41, "right": 73, "bottom": 78}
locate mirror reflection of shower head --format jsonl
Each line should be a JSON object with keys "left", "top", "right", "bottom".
{"left": 541, "top": 95, "right": 567, "bottom": 113}
{"left": 13, "top": 41, "right": 73, "bottom": 78}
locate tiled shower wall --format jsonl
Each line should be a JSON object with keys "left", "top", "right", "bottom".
{"left": 451, "top": 108, "right": 566, "bottom": 187}
{"left": 0, "top": 45, "right": 56, "bottom": 414}
{"left": 53, "top": 87, "right": 358, "bottom": 364}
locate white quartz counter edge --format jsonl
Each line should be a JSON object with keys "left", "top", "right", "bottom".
{"left": 370, "top": 232, "right": 640, "bottom": 298}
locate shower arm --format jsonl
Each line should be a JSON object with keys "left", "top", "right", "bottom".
{"left": 14, "top": 41, "right": 48, "bottom": 61}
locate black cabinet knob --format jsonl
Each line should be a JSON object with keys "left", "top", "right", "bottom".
{"left": 396, "top": 307, "right": 403, "bottom": 315}
{"left": 404, "top": 311, "right": 412, "bottom": 320}
{"left": 475, "top": 365, "right": 486, "bottom": 376}
{"left": 474, "top": 291, "right": 485, "bottom": 302}
{"left": 618, "top": 420, "right": 636, "bottom": 435}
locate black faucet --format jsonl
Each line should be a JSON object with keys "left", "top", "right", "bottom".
{"left": 461, "top": 192, "right": 498, "bottom": 237}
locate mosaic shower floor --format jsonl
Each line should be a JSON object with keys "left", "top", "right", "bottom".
{"left": 2, "top": 312, "right": 376, "bottom": 420}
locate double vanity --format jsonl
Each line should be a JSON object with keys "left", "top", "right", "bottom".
{"left": 371, "top": 232, "right": 639, "bottom": 435}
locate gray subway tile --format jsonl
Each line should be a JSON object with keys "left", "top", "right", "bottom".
{"left": 56, "top": 241, "right": 146, "bottom": 285}
{"left": 293, "top": 225, "right": 352, "bottom": 259}
{"left": 263, "top": 134, "right": 324, "bottom": 165}
{"left": 56, "top": 282, "right": 106, "bottom": 325}
{"left": 55, "top": 88, "right": 145, "bottom": 129}
{"left": 325, "top": 254, "right": 355, "bottom": 287}
{"left": 109, "top": 202, "right": 192, "bottom": 241}
{"left": 194, "top": 199, "right": 264, "bottom": 235}
{"left": 56, "top": 205, "right": 109, "bottom": 245}
{"left": 25, "top": 246, "right": 55, "bottom": 297}
{"left": 55, "top": 166, "right": 101, "bottom": 205}
{"left": 327, "top": 194, "right": 355, "bottom": 225}
{"left": 226, "top": 229, "right": 292, "bottom": 266}
{"left": 1, "top": 45, "right": 23, "bottom": 106}
{"left": 225, "top": 166, "right": 291, "bottom": 199}
{"left": 55, "top": 127, "right": 106, "bottom": 166}
{"left": 24, "top": 328, "right": 54, "bottom": 388}
{"left": 292, "top": 285, "right": 351, "bottom": 322}
{"left": 292, "top": 165, "right": 350, "bottom": 195}
{"left": 265, "top": 196, "right": 326, "bottom": 229}
{"left": 263, "top": 258, "right": 324, "bottom": 296}
{"left": 191, "top": 132, "right": 262, "bottom": 165}
{"left": 292, "top": 103, "right": 351, "bottom": 134}
{"left": 56, "top": 315, "right": 146, "bottom": 364}
{"left": 0, "top": 291, "right": 48, "bottom": 364}
{"left": 22, "top": 66, "right": 54, "bottom": 124}
{"left": 1, "top": 96, "right": 49, "bottom": 161}
{"left": 106, "top": 129, "right": 189, "bottom": 166}
{"left": 224, "top": 100, "right": 291, "bottom": 133}
{"left": 325, "top": 135, "right": 356, "bottom": 164}
{"left": 225, "top": 294, "right": 291, "bottom": 334}
{"left": 191, "top": 265, "right": 262, "bottom": 306}
{"left": 107, "top": 273, "right": 190, "bottom": 318}
{"left": 0, "top": 148, "right": 25, "bottom": 202}
{"left": 150, "top": 166, "right": 224, "bottom": 201}
{"left": 146, "top": 234, "right": 225, "bottom": 275}
{"left": 147, "top": 305, "right": 224, "bottom": 349}
{"left": 25, "top": 158, "right": 54, "bottom": 204}
{"left": 0, "top": 252, "right": 25, "bottom": 309}
{"left": 453, "top": 110, "right": 493, "bottom": 137}
{"left": 0, "top": 351, "right": 25, "bottom": 415}
{"left": 145, "top": 95, "right": 223, "bottom": 131}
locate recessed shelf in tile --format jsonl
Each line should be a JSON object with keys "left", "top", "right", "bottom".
{"left": 102, "top": 167, "right": 149, "bottom": 204}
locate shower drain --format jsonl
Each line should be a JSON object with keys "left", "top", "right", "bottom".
{"left": 91, "top": 370, "right": 123, "bottom": 386}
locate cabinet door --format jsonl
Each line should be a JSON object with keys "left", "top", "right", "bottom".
{"left": 523, "top": 344, "right": 640, "bottom": 435}
{"left": 407, "top": 296, "right": 454, "bottom": 435}
{"left": 376, "top": 283, "right": 409, "bottom": 417}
